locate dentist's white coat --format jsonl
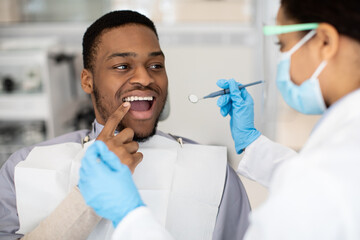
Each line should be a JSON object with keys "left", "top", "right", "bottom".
{"left": 111, "top": 89, "right": 360, "bottom": 240}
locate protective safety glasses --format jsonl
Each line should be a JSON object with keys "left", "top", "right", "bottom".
{"left": 263, "top": 23, "right": 319, "bottom": 36}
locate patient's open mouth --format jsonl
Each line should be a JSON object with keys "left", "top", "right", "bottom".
{"left": 123, "top": 96, "right": 154, "bottom": 112}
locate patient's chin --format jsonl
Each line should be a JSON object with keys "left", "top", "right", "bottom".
{"left": 133, "top": 120, "right": 158, "bottom": 142}
{"left": 116, "top": 116, "right": 159, "bottom": 142}
{"left": 133, "top": 127, "right": 157, "bottom": 142}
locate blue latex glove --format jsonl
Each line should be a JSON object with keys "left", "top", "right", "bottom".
{"left": 78, "top": 141, "right": 144, "bottom": 227}
{"left": 216, "top": 79, "right": 261, "bottom": 154}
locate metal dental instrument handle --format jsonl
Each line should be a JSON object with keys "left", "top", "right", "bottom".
{"left": 204, "top": 80, "right": 264, "bottom": 99}
{"left": 188, "top": 80, "right": 264, "bottom": 103}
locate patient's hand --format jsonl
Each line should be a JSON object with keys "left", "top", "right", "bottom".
{"left": 96, "top": 102, "right": 143, "bottom": 173}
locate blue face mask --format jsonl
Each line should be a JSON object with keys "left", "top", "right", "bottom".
{"left": 276, "top": 30, "right": 327, "bottom": 115}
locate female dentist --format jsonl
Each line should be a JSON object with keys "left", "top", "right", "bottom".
{"left": 78, "top": 0, "right": 360, "bottom": 239}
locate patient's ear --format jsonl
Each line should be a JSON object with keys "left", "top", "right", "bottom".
{"left": 81, "top": 69, "right": 93, "bottom": 94}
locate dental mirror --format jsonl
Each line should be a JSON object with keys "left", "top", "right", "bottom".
{"left": 188, "top": 94, "right": 200, "bottom": 104}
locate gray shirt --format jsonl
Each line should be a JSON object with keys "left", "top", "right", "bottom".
{"left": 0, "top": 121, "right": 250, "bottom": 240}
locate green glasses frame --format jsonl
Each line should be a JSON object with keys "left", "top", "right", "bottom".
{"left": 263, "top": 23, "right": 319, "bottom": 36}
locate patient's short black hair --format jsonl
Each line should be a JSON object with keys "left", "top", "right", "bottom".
{"left": 82, "top": 10, "right": 158, "bottom": 71}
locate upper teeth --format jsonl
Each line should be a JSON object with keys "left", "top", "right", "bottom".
{"left": 123, "top": 96, "right": 154, "bottom": 102}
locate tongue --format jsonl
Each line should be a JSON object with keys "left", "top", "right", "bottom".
{"left": 130, "top": 101, "right": 151, "bottom": 111}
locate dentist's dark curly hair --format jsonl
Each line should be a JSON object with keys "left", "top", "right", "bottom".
{"left": 82, "top": 10, "right": 158, "bottom": 71}
{"left": 281, "top": 0, "right": 360, "bottom": 42}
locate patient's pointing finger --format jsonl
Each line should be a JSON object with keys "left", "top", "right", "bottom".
{"left": 100, "top": 102, "right": 130, "bottom": 137}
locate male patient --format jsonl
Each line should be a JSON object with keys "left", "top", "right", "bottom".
{"left": 0, "top": 10, "right": 250, "bottom": 240}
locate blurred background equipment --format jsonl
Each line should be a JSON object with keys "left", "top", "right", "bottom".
{"left": 0, "top": 38, "right": 92, "bottom": 167}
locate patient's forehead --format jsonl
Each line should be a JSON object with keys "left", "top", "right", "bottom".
{"left": 98, "top": 24, "right": 160, "bottom": 52}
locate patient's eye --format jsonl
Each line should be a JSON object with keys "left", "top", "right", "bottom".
{"left": 149, "top": 63, "right": 164, "bottom": 70}
{"left": 115, "top": 64, "right": 129, "bottom": 70}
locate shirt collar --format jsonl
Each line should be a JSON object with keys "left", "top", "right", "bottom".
{"left": 89, "top": 119, "right": 121, "bottom": 140}
{"left": 88, "top": 119, "right": 104, "bottom": 140}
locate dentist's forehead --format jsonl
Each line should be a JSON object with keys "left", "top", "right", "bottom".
{"left": 276, "top": 6, "right": 297, "bottom": 25}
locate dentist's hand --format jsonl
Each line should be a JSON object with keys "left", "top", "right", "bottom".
{"left": 96, "top": 102, "right": 143, "bottom": 173}
{"left": 217, "top": 79, "right": 261, "bottom": 154}
{"left": 79, "top": 140, "right": 144, "bottom": 227}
